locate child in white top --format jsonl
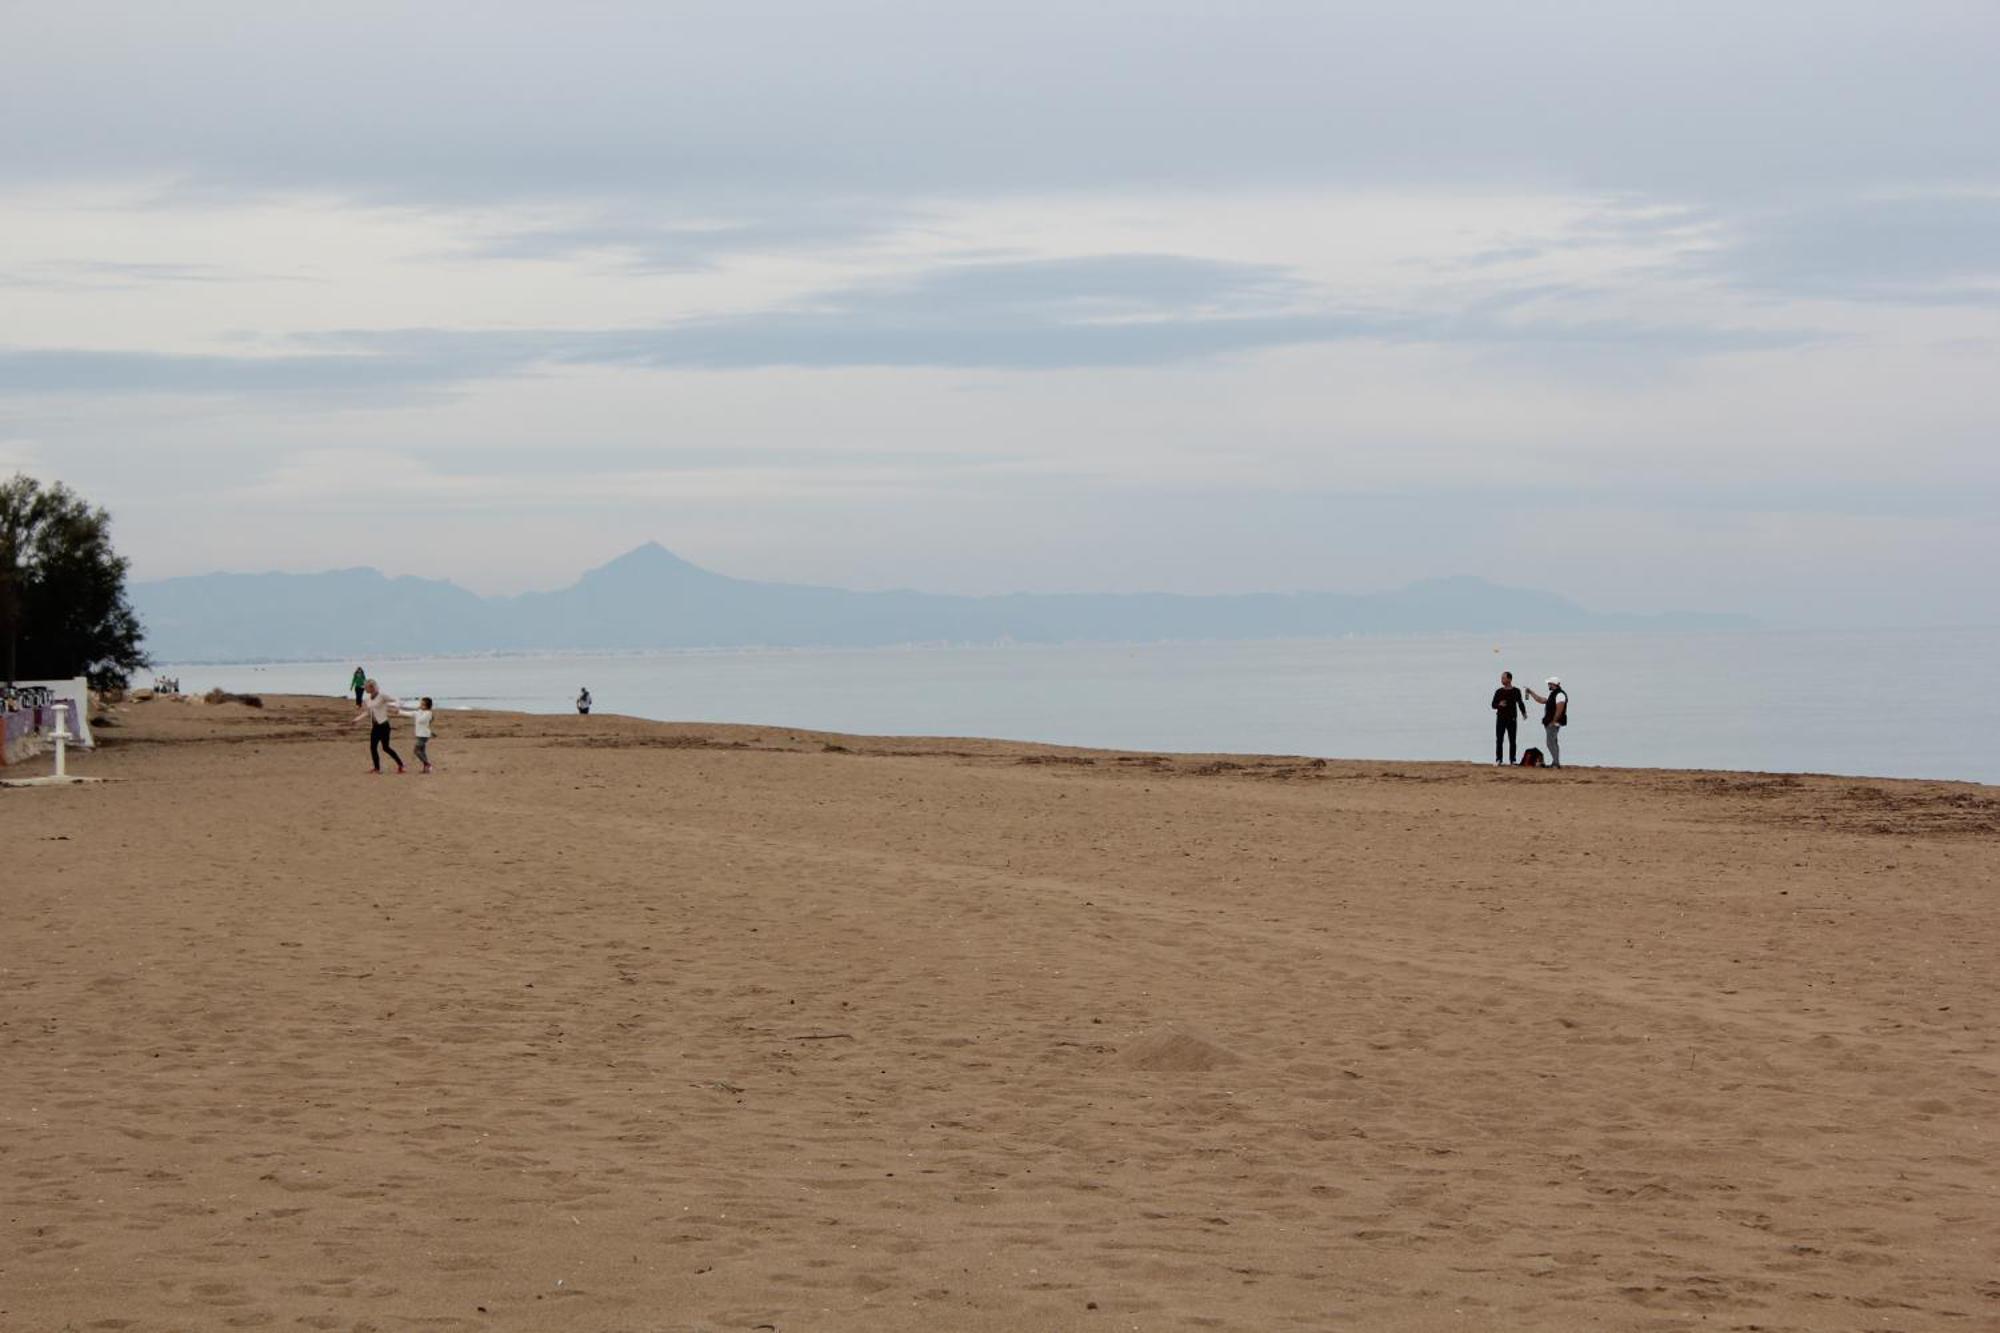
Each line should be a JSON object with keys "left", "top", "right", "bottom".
{"left": 410, "top": 696, "right": 436, "bottom": 774}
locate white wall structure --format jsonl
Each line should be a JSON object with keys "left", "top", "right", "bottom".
{"left": 1, "top": 677, "right": 93, "bottom": 766}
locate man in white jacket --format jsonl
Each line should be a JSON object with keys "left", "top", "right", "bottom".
{"left": 1525, "top": 676, "right": 1568, "bottom": 769}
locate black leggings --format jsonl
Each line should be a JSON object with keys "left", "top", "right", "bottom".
{"left": 370, "top": 721, "right": 403, "bottom": 771}
{"left": 1495, "top": 713, "right": 1518, "bottom": 764}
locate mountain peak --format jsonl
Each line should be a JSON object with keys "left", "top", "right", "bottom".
{"left": 612, "top": 540, "right": 689, "bottom": 563}
{"left": 586, "top": 542, "right": 708, "bottom": 577}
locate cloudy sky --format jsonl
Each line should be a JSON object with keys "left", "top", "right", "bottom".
{"left": 4, "top": 1, "right": 1996, "bottom": 625}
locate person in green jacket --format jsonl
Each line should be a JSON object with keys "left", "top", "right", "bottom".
{"left": 350, "top": 666, "right": 366, "bottom": 707}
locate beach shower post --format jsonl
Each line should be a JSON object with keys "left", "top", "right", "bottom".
{"left": 51, "top": 700, "right": 68, "bottom": 779}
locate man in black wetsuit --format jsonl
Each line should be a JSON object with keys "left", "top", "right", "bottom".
{"left": 1491, "top": 670, "right": 1526, "bottom": 765}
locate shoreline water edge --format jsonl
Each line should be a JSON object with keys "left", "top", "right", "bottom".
{"left": 154, "top": 625, "right": 2000, "bottom": 785}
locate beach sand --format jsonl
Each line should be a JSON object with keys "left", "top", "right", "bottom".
{"left": 4, "top": 694, "right": 1996, "bottom": 1331}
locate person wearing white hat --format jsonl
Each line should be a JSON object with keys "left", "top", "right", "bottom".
{"left": 1525, "top": 676, "right": 1568, "bottom": 768}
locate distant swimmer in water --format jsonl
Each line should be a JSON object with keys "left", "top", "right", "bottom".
{"left": 576, "top": 686, "right": 592, "bottom": 716}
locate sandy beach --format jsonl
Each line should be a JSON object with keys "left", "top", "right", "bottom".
{"left": 4, "top": 694, "right": 1996, "bottom": 1332}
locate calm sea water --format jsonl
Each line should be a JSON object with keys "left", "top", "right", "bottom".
{"left": 161, "top": 628, "right": 1999, "bottom": 785}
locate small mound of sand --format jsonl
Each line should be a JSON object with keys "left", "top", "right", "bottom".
{"left": 1118, "top": 1028, "right": 1241, "bottom": 1073}
{"left": 203, "top": 689, "right": 264, "bottom": 708}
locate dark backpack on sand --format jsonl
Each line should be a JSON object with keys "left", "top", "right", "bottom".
{"left": 1520, "top": 748, "right": 1545, "bottom": 768}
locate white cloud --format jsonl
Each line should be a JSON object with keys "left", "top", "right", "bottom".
{"left": 0, "top": 2, "right": 1993, "bottom": 625}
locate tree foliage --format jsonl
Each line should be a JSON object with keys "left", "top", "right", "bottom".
{"left": 0, "top": 474, "right": 148, "bottom": 689}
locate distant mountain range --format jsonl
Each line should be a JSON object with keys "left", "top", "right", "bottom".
{"left": 131, "top": 542, "right": 1753, "bottom": 662}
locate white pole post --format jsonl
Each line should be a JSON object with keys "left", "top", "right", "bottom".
{"left": 51, "top": 701, "right": 68, "bottom": 779}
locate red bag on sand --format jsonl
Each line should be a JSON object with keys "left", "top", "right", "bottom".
{"left": 1520, "top": 748, "right": 1545, "bottom": 768}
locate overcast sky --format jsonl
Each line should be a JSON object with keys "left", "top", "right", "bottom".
{"left": 4, "top": 1, "right": 1996, "bottom": 624}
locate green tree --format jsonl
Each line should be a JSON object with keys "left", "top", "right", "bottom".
{"left": 0, "top": 474, "right": 148, "bottom": 689}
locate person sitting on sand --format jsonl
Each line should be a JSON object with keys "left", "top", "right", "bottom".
{"left": 1491, "top": 670, "right": 1526, "bottom": 765}
{"left": 351, "top": 665, "right": 366, "bottom": 707}
{"left": 576, "top": 686, "right": 591, "bottom": 716}
{"left": 410, "top": 696, "right": 436, "bottom": 774}
{"left": 353, "top": 679, "right": 406, "bottom": 775}
{"left": 1525, "top": 676, "right": 1568, "bottom": 769}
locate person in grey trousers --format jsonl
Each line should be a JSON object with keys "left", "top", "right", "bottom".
{"left": 1525, "top": 676, "right": 1568, "bottom": 768}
